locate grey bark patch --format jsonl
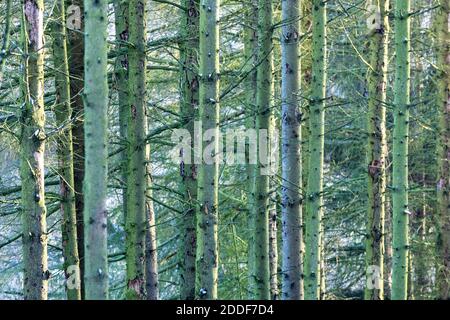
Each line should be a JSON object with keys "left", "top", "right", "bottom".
{"left": 24, "top": 0, "right": 41, "bottom": 49}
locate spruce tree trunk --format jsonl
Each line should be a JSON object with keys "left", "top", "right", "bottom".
{"left": 52, "top": 0, "right": 81, "bottom": 300}
{"left": 114, "top": 0, "right": 129, "bottom": 223}
{"left": 20, "top": 0, "right": 48, "bottom": 300}
{"left": 179, "top": 0, "right": 199, "bottom": 300}
{"left": 125, "top": 0, "right": 148, "bottom": 300}
{"left": 304, "top": 0, "right": 326, "bottom": 300}
{"left": 391, "top": 0, "right": 411, "bottom": 300}
{"left": 196, "top": 0, "right": 220, "bottom": 300}
{"left": 66, "top": 0, "right": 86, "bottom": 298}
{"left": 253, "top": 0, "right": 274, "bottom": 300}
{"left": 244, "top": 0, "right": 258, "bottom": 299}
{"left": 280, "top": 0, "right": 303, "bottom": 301}
{"left": 436, "top": 0, "right": 450, "bottom": 300}
{"left": 83, "top": 0, "right": 109, "bottom": 300}
{"left": 365, "top": 0, "right": 389, "bottom": 301}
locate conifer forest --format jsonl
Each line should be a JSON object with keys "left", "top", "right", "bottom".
{"left": 0, "top": 0, "right": 449, "bottom": 301}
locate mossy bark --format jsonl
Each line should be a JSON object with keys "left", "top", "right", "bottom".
{"left": 20, "top": 0, "right": 48, "bottom": 300}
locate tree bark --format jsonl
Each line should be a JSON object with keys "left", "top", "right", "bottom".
{"left": 179, "top": 0, "right": 199, "bottom": 300}
{"left": 244, "top": 0, "right": 258, "bottom": 300}
{"left": 124, "top": 0, "right": 148, "bottom": 300}
{"left": 83, "top": 0, "right": 109, "bottom": 300}
{"left": 391, "top": 0, "right": 411, "bottom": 300}
{"left": 280, "top": 0, "right": 303, "bottom": 301}
{"left": 304, "top": 0, "right": 327, "bottom": 300}
{"left": 20, "top": 0, "right": 48, "bottom": 300}
{"left": 66, "top": 0, "right": 86, "bottom": 298}
{"left": 436, "top": 0, "right": 450, "bottom": 300}
{"left": 253, "top": 0, "right": 274, "bottom": 300}
{"left": 365, "top": 0, "right": 389, "bottom": 301}
{"left": 196, "top": 0, "right": 220, "bottom": 300}
{"left": 52, "top": 0, "right": 81, "bottom": 300}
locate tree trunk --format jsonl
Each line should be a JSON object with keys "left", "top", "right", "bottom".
{"left": 436, "top": 0, "right": 450, "bottom": 300}
{"left": 253, "top": 0, "right": 274, "bottom": 300}
{"left": 365, "top": 0, "right": 389, "bottom": 301}
{"left": 124, "top": 0, "right": 148, "bottom": 300}
{"left": 52, "top": 0, "right": 81, "bottom": 300}
{"left": 114, "top": 0, "right": 129, "bottom": 224}
{"left": 244, "top": 0, "right": 258, "bottom": 300}
{"left": 20, "top": 0, "right": 48, "bottom": 300}
{"left": 280, "top": 0, "right": 303, "bottom": 301}
{"left": 391, "top": 0, "right": 411, "bottom": 300}
{"left": 66, "top": 0, "right": 86, "bottom": 298}
{"left": 196, "top": 0, "right": 220, "bottom": 300}
{"left": 83, "top": 0, "right": 109, "bottom": 300}
{"left": 179, "top": 0, "right": 199, "bottom": 300}
{"left": 304, "top": 0, "right": 326, "bottom": 300}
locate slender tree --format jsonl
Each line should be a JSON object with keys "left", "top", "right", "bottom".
{"left": 20, "top": 0, "right": 48, "bottom": 300}
{"left": 436, "top": 0, "right": 449, "bottom": 300}
{"left": 281, "top": 0, "right": 303, "bottom": 300}
{"left": 253, "top": 0, "right": 274, "bottom": 300}
{"left": 83, "top": 0, "right": 109, "bottom": 300}
{"left": 114, "top": 0, "right": 129, "bottom": 221}
{"left": 66, "top": 0, "right": 86, "bottom": 298}
{"left": 124, "top": 0, "right": 148, "bottom": 300}
{"left": 391, "top": 0, "right": 411, "bottom": 300}
{"left": 365, "top": 0, "right": 389, "bottom": 301}
{"left": 179, "top": 0, "right": 200, "bottom": 300}
{"left": 304, "top": 0, "right": 327, "bottom": 300}
{"left": 244, "top": 0, "right": 258, "bottom": 299}
{"left": 196, "top": 0, "right": 220, "bottom": 300}
{"left": 52, "top": 0, "right": 81, "bottom": 300}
